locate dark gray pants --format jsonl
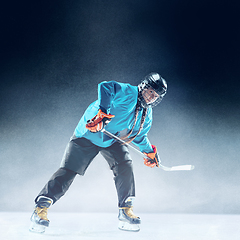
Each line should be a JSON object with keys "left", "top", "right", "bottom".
{"left": 36, "top": 137, "right": 135, "bottom": 207}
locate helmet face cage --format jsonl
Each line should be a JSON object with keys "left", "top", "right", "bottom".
{"left": 138, "top": 73, "right": 167, "bottom": 108}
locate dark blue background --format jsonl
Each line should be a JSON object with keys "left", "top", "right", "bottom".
{"left": 0, "top": 0, "right": 239, "bottom": 214}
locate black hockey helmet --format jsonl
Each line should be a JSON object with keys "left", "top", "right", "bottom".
{"left": 138, "top": 72, "right": 167, "bottom": 108}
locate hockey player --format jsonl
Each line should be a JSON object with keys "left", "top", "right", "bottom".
{"left": 29, "top": 72, "right": 167, "bottom": 233}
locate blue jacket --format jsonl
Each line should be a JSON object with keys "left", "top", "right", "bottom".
{"left": 74, "top": 81, "right": 153, "bottom": 153}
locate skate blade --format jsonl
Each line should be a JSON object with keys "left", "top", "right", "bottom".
{"left": 29, "top": 222, "right": 46, "bottom": 233}
{"left": 118, "top": 220, "right": 140, "bottom": 232}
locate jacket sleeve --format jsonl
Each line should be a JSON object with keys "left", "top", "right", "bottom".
{"left": 98, "top": 81, "right": 121, "bottom": 114}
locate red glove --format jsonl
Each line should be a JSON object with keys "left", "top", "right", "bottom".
{"left": 86, "top": 109, "right": 115, "bottom": 133}
{"left": 143, "top": 145, "right": 160, "bottom": 168}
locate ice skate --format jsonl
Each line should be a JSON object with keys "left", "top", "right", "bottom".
{"left": 29, "top": 196, "right": 53, "bottom": 233}
{"left": 118, "top": 197, "right": 141, "bottom": 232}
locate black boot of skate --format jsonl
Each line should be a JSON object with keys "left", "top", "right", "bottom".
{"left": 118, "top": 197, "right": 141, "bottom": 232}
{"left": 29, "top": 196, "right": 53, "bottom": 233}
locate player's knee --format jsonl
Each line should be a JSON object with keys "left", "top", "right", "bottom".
{"left": 113, "top": 160, "right": 133, "bottom": 176}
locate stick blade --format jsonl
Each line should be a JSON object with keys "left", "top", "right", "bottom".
{"left": 169, "top": 165, "right": 195, "bottom": 171}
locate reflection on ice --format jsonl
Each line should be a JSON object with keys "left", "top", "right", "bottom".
{"left": 1, "top": 212, "right": 240, "bottom": 240}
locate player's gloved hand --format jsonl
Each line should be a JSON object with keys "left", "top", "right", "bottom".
{"left": 86, "top": 109, "right": 115, "bottom": 133}
{"left": 143, "top": 145, "right": 160, "bottom": 168}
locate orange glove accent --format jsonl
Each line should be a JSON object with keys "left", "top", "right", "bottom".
{"left": 143, "top": 145, "right": 160, "bottom": 168}
{"left": 86, "top": 109, "right": 115, "bottom": 133}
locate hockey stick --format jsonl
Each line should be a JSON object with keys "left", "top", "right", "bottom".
{"left": 102, "top": 129, "right": 194, "bottom": 171}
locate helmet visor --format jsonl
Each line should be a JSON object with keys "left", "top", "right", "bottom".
{"left": 142, "top": 87, "right": 160, "bottom": 105}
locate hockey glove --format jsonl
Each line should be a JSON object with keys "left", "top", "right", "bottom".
{"left": 86, "top": 109, "right": 115, "bottom": 133}
{"left": 143, "top": 145, "right": 160, "bottom": 168}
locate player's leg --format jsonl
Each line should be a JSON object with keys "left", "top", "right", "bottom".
{"left": 100, "top": 142, "right": 141, "bottom": 232}
{"left": 29, "top": 167, "right": 76, "bottom": 233}
{"left": 30, "top": 136, "right": 100, "bottom": 233}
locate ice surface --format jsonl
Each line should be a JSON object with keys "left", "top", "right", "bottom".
{"left": 1, "top": 212, "right": 240, "bottom": 240}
